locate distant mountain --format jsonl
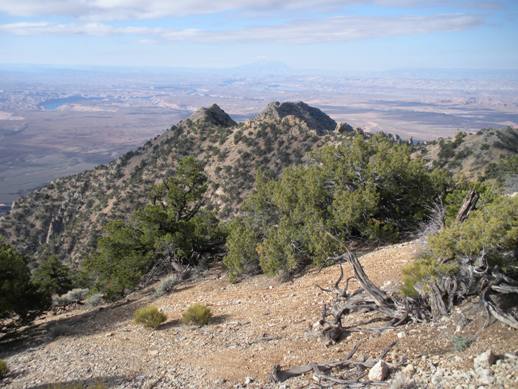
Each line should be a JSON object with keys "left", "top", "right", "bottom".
{"left": 230, "top": 61, "right": 293, "bottom": 76}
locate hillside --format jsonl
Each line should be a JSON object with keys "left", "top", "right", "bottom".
{"left": 0, "top": 102, "right": 357, "bottom": 267}
{"left": 1, "top": 102, "right": 518, "bottom": 388}
{"left": 418, "top": 126, "right": 518, "bottom": 190}
{"left": 0, "top": 102, "right": 517, "bottom": 269}
{"left": 1, "top": 241, "right": 517, "bottom": 388}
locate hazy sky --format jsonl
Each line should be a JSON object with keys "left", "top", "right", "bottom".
{"left": 0, "top": 0, "right": 517, "bottom": 71}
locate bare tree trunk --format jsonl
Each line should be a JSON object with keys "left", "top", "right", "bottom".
{"left": 455, "top": 189, "right": 479, "bottom": 223}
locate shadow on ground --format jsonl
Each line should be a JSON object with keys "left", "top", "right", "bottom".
{"left": 0, "top": 296, "right": 149, "bottom": 358}
{"left": 26, "top": 374, "right": 129, "bottom": 388}
{"left": 0, "top": 267, "right": 228, "bottom": 359}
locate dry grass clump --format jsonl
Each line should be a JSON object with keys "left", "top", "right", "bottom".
{"left": 134, "top": 305, "right": 167, "bottom": 329}
{"left": 182, "top": 303, "right": 212, "bottom": 326}
{"left": 0, "top": 359, "right": 8, "bottom": 378}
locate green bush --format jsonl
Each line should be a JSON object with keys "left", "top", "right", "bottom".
{"left": 402, "top": 194, "right": 518, "bottom": 296}
{"left": 0, "top": 240, "right": 49, "bottom": 319}
{"left": 134, "top": 305, "right": 167, "bottom": 329}
{"left": 223, "top": 218, "right": 261, "bottom": 281}
{"left": 84, "top": 220, "right": 154, "bottom": 299}
{"left": 182, "top": 303, "right": 212, "bottom": 326}
{"left": 32, "top": 255, "right": 74, "bottom": 297}
{"left": 428, "top": 195, "right": 518, "bottom": 264}
{"left": 401, "top": 255, "right": 459, "bottom": 297}
{"left": 85, "top": 157, "right": 224, "bottom": 299}
{"left": 224, "top": 134, "right": 450, "bottom": 278}
{"left": 0, "top": 359, "right": 8, "bottom": 378}
{"left": 442, "top": 182, "right": 497, "bottom": 226}
{"left": 485, "top": 155, "right": 518, "bottom": 189}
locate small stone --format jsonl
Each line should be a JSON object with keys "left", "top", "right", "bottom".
{"left": 312, "top": 320, "right": 324, "bottom": 332}
{"left": 477, "top": 368, "right": 494, "bottom": 385}
{"left": 105, "top": 332, "right": 114, "bottom": 337}
{"left": 431, "top": 371, "right": 443, "bottom": 385}
{"left": 474, "top": 350, "right": 497, "bottom": 370}
{"left": 244, "top": 376, "right": 254, "bottom": 385}
{"left": 397, "top": 331, "right": 406, "bottom": 339}
{"left": 368, "top": 360, "right": 389, "bottom": 381}
{"left": 402, "top": 364, "right": 415, "bottom": 376}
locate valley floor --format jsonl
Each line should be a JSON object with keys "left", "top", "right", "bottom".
{"left": 1, "top": 241, "right": 517, "bottom": 388}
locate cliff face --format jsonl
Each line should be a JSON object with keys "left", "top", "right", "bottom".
{"left": 0, "top": 102, "right": 351, "bottom": 266}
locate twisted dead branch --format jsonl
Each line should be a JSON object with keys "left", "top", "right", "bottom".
{"left": 272, "top": 190, "right": 518, "bottom": 386}
{"left": 316, "top": 190, "right": 518, "bottom": 346}
{"left": 271, "top": 341, "right": 397, "bottom": 386}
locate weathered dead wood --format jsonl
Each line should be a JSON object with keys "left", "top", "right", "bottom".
{"left": 302, "top": 188, "right": 518, "bottom": 386}
{"left": 481, "top": 280, "right": 518, "bottom": 330}
{"left": 319, "top": 241, "right": 518, "bottom": 343}
{"left": 271, "top": 343, "right": 361, "bottom": 382}
{"left": 455, "top": 189, "right": 480, "bottom": 223}
{"left": 316, "top": 250, "right": 410, "bottom": 344}
{"left": 271, "top": 341, "right": 397, "bottom": 386}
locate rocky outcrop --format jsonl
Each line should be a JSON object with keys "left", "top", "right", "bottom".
{"left": 190, "top": 104, "right": 236, "bottom": 127}
{"left": 336, "top": 122, "right": 354, "bottom": 134}
{"left": 257, "top": 101, "right": 337, "bottom": 134}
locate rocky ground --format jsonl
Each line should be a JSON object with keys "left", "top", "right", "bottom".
{"left": 1, "top": 240, "right": 517, "bottom": 388}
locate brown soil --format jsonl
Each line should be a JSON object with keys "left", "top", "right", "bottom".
{"left": 1, "top": 240, "right": 517, "bottom": 388}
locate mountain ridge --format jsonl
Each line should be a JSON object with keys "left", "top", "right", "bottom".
{"left": 0, "top": 102, "right": 516, "bottom": 267}
{"left": 0, "top": 102, "right": 350, "bottom": 266}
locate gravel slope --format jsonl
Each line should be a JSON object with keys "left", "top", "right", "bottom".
{"left": 1, "top": 241, "right": 517, "bottom": 388}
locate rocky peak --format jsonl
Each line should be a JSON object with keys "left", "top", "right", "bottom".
{"left": 189, "top": 104, "right": 237, "bottom": 127}
{"left": 257, "top": 101, "right": 337, "bottom": 134}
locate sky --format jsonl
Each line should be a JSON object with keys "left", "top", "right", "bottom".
{"left": 0, "top": 0, "right": 517, "bottom": 71}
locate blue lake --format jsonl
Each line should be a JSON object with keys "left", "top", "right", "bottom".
{"left": 40, "top": 95, "right": 102, "bottom": 110}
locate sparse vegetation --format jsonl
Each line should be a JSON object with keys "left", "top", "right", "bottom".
{"left": 0, "top": 359, "right": 8, "bottom": 378}
{"left": 451, "top": 335, "right": 473, "bottom": 352}
{"left": 154, "top": 274, "right": 179, "bottom": 297}
{"left": 52, "top": 288, "right": 89, "bottom": 307}
{"left": 134, "top": 305, "right": 167, "bottom": 329}
{"left": 182, "top": 303, "right": 212, "bottom": 326}
{"left": 84, "top": 292, "right": 104, "bottom": 307}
